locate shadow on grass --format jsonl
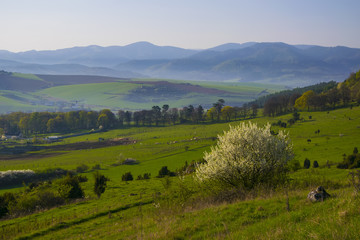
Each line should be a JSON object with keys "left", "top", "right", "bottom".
{"left": 17, "top": 200, "right": 153, "bottom": 240}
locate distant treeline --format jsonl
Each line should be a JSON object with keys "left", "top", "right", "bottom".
{"left": 251, "top": 69, "right": 360, "bottom": 116}
{"left": 0, "top": 99, "right": 258, "bottom": 136}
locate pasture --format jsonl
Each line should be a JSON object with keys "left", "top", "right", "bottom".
{"left": 0, "top": 71, "right": 286, "bottom": 113}
{"left": 0, "top": 106, "right": 359, "bottom": 239}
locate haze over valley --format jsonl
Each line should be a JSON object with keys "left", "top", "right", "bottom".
{"left": 1, "top": 41, "right": 360, "bottom": 87}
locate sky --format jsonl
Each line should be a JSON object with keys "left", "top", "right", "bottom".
{"left": 1, "top": 0, "right": 360, "bottom": 52}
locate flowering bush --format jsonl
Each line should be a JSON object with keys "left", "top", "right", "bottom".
{"left": 0, "top": 170, "right": 35, "bottom": 187}
{"left": 196, "top": 122, "right": 293, "bottom": 190}
{"left": 0, "top": 168, "right": 68, "bottom": 188}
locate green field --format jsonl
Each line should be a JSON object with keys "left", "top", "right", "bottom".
{"left": 0, "top": 72, "right": 286, "bottom": 113}
{"left": 0, "top": 106, "right": 359, "bottom": 239}
{"left": 37, "top": 79, "right": 285, "bottom": 110}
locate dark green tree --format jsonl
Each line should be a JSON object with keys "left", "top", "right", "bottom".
{"left": 122, "top": 172, "right": 133, "bottom": 181}
{"left": 213, "top": 99, "right": 225, "bottom": 122}
{"left": 304, "top": 158, "right": 311, "bottom": 169}
{"left": 58, "top": 173, "right": 84, "bottom": 200}
{"left": 313, "top": 160, "right": 319, "bottom": 168}
{"left": 354, "top": 147, "right": 358, "bottom": 154}
{"left": 152, "top": 106, "right": 161, "bottom": 126}
{"left": 93, "top": 171, "right": 109, "bottom": 198}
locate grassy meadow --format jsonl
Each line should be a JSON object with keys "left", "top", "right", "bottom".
{"left": 0, "top": 106, "right": 359, "bottom": 239}
{"left": 0, "top": 71, "right": 286, "bottom": 113}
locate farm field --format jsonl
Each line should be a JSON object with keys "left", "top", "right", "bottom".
{"left": 0, "top": 106, "right": 359, "bottom": 239}
{"left": 0, "top": 71, "right": 286, "bottom": 113}
{"left": 36, "top": 79, "right": 285, "bottom": 111}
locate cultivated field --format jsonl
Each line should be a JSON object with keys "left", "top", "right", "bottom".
{"left": 0, "top": 72, "right": 285, "bottom": 113}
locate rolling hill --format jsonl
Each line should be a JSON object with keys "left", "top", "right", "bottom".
{"left": 0, "top": 71, "right": 285, "bottom": 113}
{"left": 1, "top": 42, "right": 360, "bottom": 86}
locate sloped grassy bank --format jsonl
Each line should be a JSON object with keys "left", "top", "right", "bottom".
{"left": 0, "top": 106, "right": 359, "bottom": 239}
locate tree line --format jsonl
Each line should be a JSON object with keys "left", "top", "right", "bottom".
{"left": 258, "top": 70, "right": 360, "bottom": 116}
{"left": 0, "top": 99, "right": 258, "bottom": 136}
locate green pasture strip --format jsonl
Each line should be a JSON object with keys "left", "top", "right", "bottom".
{"left": 11, "top": 73, "right": 44, "bottom": 81}
{"left": 35, "top": 78, "right": 287, "bottom": 111}
{"left": 0, "top": 90, "right": 39, "bottom": 102}
{"left": 0, "top": 95, "right": 50, "bottom": 113}
{"left": 37, "top": 81, "right": 138, "bottom": 103}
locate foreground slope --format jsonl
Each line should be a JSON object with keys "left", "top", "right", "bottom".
{"left": 0, "top": 107, "right": 359, "bottom": 239}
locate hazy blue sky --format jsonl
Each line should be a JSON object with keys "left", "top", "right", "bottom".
{"left": 1, "top": 0, "right": 360, "bottom": 52}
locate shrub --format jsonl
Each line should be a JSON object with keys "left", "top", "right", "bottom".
{"left": 177, "top": 159, "right": 205, "bottom": 175}
{"left": 8, "top": 189, "right": 63, "bottom": 216}
{"left": 304, "top": 158, "right": 311, "bottom": 169}
{"left": 122, "top": 172, "right": 133, "bottom": 181}
{"left": 0, "top": 192, "right": 15, "bottom": 218}
{"left": 313, "top": 160, "right": 319, "bottom": 168}
{"left": 143, "top": 173, "right": 151, "bottom": 179}
{"left": 353, "top": 147, "right": 358, "bottom": 154}
{"left": 76, "top": 164, "right": 89, "bottom": 173}
{"left": 337, "top": 148, "right": 360, "bottom": 169}
{"left": 288, "top": 159, "right": 301, "bottom": 171}
{"left": 348, "top": 170, "right": 360, "bottom": 194}
{"left": 196, "top": 122, "right": 293, "bottom": 190}
{"left": 157, "top": 166, "right": 175, "bottom": 178}
{"left": 93, "top": 171, "right": 109, "bottom": 198}
{"left": 137, "top": 173, "right": 151, "bottom": 180}
{"left": 272, "top": 120, "right": 287, "bottom": 128}
{"left": 77, "top": 175, "right": 88, "bottom": 183}
{"left": 92, "top": 164, "right": 101, "bottom": 170}
{"left": 57, "top": 173, "right": 84, "bottom": 200}
{"left": 0, "top": 170, "right": 35, "bottom": 188}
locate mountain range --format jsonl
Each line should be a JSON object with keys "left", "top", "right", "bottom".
{"left": 1, "top": 41, "right": 360, "bottom": 87}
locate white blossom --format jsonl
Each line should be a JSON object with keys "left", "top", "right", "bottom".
{"left": 0, "top": 169, "right": 35, "bottom": 181}
{"left": 196, "top": 122, "right": 293, "bottom": 189}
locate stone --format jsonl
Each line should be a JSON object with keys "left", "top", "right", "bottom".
{"left": 307, "top": 186, "right": 331, "bottom": 202}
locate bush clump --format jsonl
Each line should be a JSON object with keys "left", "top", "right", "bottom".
{"left": 337, "top": 147, "right": 360, "bottom": 169}
{"left": 304, "top": 158, "right": 311, "bottom": 169}
{"left": 0, "top": 170, "right": 35, "bottom": 188}
{"left": 76, "top": 164, "right": 89, "bottom": 173}
{"left": 157, "top": 166, "right": 176, "bottom": 178}
{"left": 122, "top": 172, "right": 133, "bottom": 181}
{"left": 92, "top": 164, "right": 101, "bottom": 170}
{"left": 195, "top": 122, "right": 293, "bottom": 190}
{"left": 57, "top": 173, "right": 84, "bottom": 200}
{"left": 313, "top": 160, "right": 319, "bottom": 168}
{"left": 137, "top": 173, "right": 151, "bottom": 180}
{"left": 93, "top": 171, "right": 109, "bottom": 198}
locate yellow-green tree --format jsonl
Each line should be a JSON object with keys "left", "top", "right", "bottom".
{"left": 294, "top": 90, "right": 315, "bottom": 111}
{"left": 206, "top": 107, "right": 217, "bottom": 122}
{"left": 221, "top": 106, "right": 234, "bottom": 122}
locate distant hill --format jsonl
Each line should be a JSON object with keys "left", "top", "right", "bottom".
{"left": 207, "top": 42, "right": 257, "bottom": 52}
{"left": 0, "top": 42, "right": 199, "bottom": 67}
{"left": 1, "top": 42, "right": 360, "bottom": 86}
{"left": 0, "top": 71, "right": 284, "bottom": 113}
{"left": 113, "top": 43, "right": 360, "bottom": 86}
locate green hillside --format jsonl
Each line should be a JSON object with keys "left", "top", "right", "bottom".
{"left": 37, "top": 79, "right": 284, "bottom": 111}
{"left": 0, "top": 71, "right": 285, "bottom": 113}
{"left": 0, "top": 106, "right": 359, "bottom": 239}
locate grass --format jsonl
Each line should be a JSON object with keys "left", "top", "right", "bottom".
{"left": 11, "top": 73, "right": 44, "bottom": 81}
{"left": 36, "top": 79, "right": 285, "bottom": 111}
{"left": 0, "top": 106, "right": 359, "bottom": 239}
{"left": 0, "top": 76, "right": 286, "bottom": 113}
